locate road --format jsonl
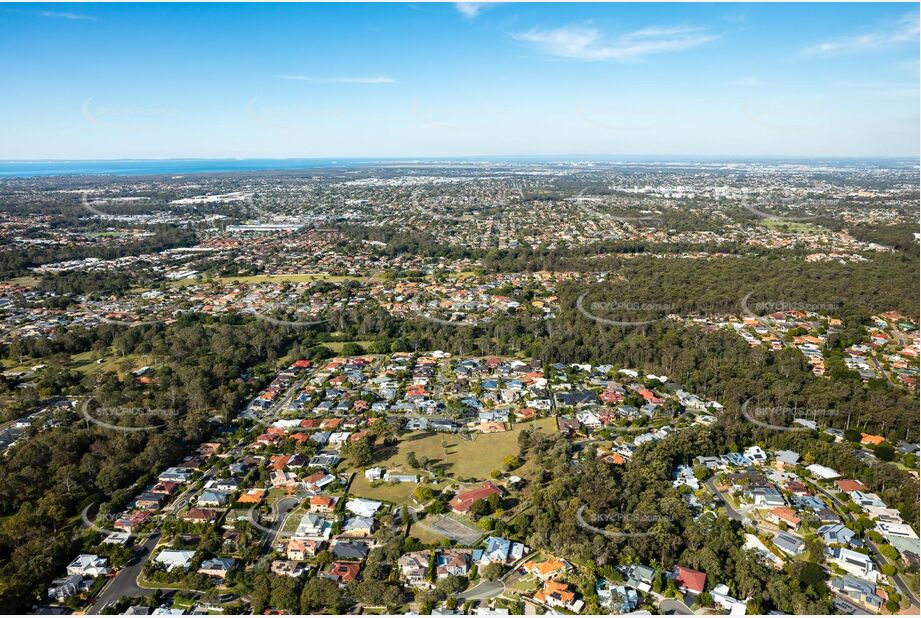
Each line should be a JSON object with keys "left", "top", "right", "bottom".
{"left": 870, "top": 356, "right": 897, "bottom": 386}
{"left": 254, "top": 495, "right": 302, "bottom": 552}
{"left": 90, "top": 367, "right": 310, "bottom": 614}
{"left": 89, "top": 533, "right": 161, "bottom": 614}
{"left": 458, "top": 580, "right": 505, "bottom": 601}
{"left": 705, "top": 478, "right": 745, "bottom": 522}
{"left": 659, "top": 598, "right": 695, "bottom": 615}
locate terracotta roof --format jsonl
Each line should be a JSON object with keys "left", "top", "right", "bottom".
{"left": 675, "top": 566, "right": 707, "bottom": 593}
{"left": 448, "top": 481, "right": 502, "bottom": 513}
{"left": 835, "top": 479, "right": 869, "bottom": 492}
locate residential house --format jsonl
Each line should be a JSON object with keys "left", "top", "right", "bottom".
{"left": 817, "top": 524, "right": 858, "bottom": 547}
{"left": 674, "top": 566, "right": 707, "bottom": 594}
{"left": 66, "top": 554, "right": 110, "bottom": 578}
{"left": 597, "top": 580, "right": 638, "bottom": 613}
{"left": 436, "top": 549, "right": 471, "bottom": 579}
{"left": 828, "top": 576, "right": 884, "bottom": 612}
{"left": 342, "top": 516, "right": 375, "bottom": 537}
{"left": 198, "top": 557, "right": 236, "bottom": 580}
{"left": 767, "top": 507, "right": 802, "bottom": 530}
{"left": 523, "top": 558, "right": 571, "bottom": 581}
{"left": 271, "top": 560, "right": 307, "bottom": 578}
{"left": 448, "top": 482, "right": 502, "bottom": 514}
{"left": 323, "top": 561, "right": 361, "bottom": 585}
{"left": 332, "top": 540, "right": 370, "bottom": 561}
{"left": 345, "top": 497, "right": 382, "bottom": 518}
{"left": 828, "top": 548, "right": 880, "bottom": 582}
{"left": 309, "top": 495, "right": 339, "bottom": 513}
{"left": 182, "top": 508, "right": 222, "bottom": 525}
{"left": 287, "top": 539, "right": 321, "bottom": 561}
{"left": 399, "top": 551, "right": 433, "bottom": 589}
{"left": 293, "top": 513, "right": 332, "bottom": 541}
{"left": 154, "top": 549, "right": 196, "bottom": 572}
{"left": 773, "top": 533, "right": 806, "bottom": 556}
{"left": 533, "top": 579, "right": 584, "bottom": 613}
{"left": 477, "top": 536, "right": 527, "bottom": 564}
{"left": 711, "top": 583, "right": 748, "bottom": 615}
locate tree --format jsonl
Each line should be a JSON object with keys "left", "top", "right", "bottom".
{"left": 341, "top": 342, "right": 366, "bottom": 356}
{"left": 300, "top": 577, "right": 343, "bottom": 613}
{"left": 343, "top": 435, "right": 375, "bottom": 467}
{"left": 481, "top": 563, "right": 503, "bottom": 580}
{"left": 878, "top": 544, "right": 899, "bottom": 561}
{"left": 503, "top": 455, "right": 522, "bottom": 470}
{"left": 874, "top": 442, "right": 896, "bottom": 462}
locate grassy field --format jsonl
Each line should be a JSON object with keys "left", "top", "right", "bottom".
{"left": 322, "top": 340, "right": 375, "bottom": 353}
{"left": 69, "top": 351, "right": 154, "bottom": 375}
{"left": 761, "top": 219, "right": 823, "bottom": 233}
{"left": 3, "top": 276, "right": 38, "bottom": 288}
{"left": 347, "top": 417, "right": 556, "bottom": 504}
{"left": 348, "top": 473, "right": 445, "bottom": 505}
{"left": 2, "top": 350, "right": 152, "bottom": 377}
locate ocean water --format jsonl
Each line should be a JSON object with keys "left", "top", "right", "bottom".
{"left": 0, "top": 158, "right": 379, "bottom": 178}
{"left": 0, "top": 156, "right": 912, "bottom": 178}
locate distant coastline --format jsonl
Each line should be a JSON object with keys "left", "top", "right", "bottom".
{"left": 0, "top": 156, "right": 915, "bottom": 178}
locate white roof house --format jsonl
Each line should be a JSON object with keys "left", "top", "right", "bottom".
{"left": 66, "top": 554, "right": 110, "bottom": 578}
{"left": 806, "top": 464, "right": 839, "bottom": 479}
{"left": 711, "top": 584, "right": 748, "bottom": 615}
{"left": 346, "top": 497, "right": 382, "bottom": 518}
{"left": 154, "top": 549, "right": 196, "bottom": 572}
{"left": 828, "top": 548, "right": 880, "bottom": 582}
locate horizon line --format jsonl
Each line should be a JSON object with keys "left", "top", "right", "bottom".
{"left": 2, "top": 154, "right": 918, "bottom": 163}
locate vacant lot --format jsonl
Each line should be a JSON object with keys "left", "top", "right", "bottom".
{"left": 761, "top": 219, "right": 823, "bottom": 233}
{"left": 69, "top": 351, "right": 155, "bottom": 376}
{"left": 348, "top": 417, "right": 555, "bottom": 498}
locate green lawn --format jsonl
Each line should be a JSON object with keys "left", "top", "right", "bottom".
{"left": 761, "top": 219, "right": 823, "bottom": 233}
{"left": 348, "top": 417, "right": 556, "bottom": 494}
{"left": 322, "top": 341, "right": 375, "bottom": 354}
{"left": 348, "top": 474, "right": 438, "bottom": 504}
{"left": 3, "top": 276, "right": 38, "bottom": 288}
{"left": 69, "top": 351, "right": 154, "bottom": 376}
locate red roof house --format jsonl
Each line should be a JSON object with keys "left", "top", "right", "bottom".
{"left": 448, "top": 481, "right": 502, "bottom": 514}
{"left": 674, "top": 566, "right": 707, "bottom": 594}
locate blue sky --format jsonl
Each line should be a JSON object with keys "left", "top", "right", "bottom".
{"left": 1, "top": 2, "right": 918, "bottom": 159}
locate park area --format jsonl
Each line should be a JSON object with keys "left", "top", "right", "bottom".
{"left": 346, "top": 417, "right": 556, "bottom": 504}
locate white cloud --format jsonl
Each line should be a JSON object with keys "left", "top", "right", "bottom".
{"left": 803, "top": 12, "right": 919, "bottom": 55}
{"left": 38, "top": 10, "right": 97, "bottom": 21}
{"left": 733, "top": 77, "right": 762, "bottom": 86}
{"left": 455, "top": 3, "right": 488, "bottom": 19}
{"left": 277, "top": 75, "right": 396, "bottom": 84}
{"left": 514, "top": 24, "right": 718, "bottom": 62}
